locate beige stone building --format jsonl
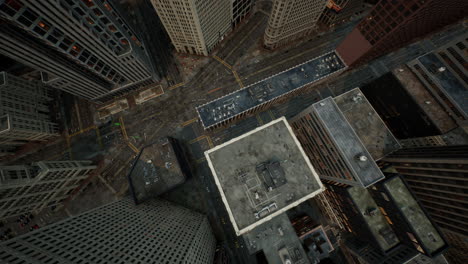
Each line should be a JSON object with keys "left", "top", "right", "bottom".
{"left": 151, "top": 0, "right": 232, "bottom": 56}
{"left": 0, "top": 161, "right": 96, "bottom": 220}
{"left": 264, "top": 0, "right": 327, "bottom": 49}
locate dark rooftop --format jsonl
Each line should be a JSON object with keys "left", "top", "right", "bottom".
{"left": 300, "top": 225, "right": 334, "bottom": 263}
{"left": 197, "top": 51, "right": 346, "bottom": 129}
{"left": 310, "top": 97, "right": 385, "bottom": 187}
{"left": 348, "top": 187, "right": 400, "bottom": 252}
{"left": 127, "top": 137, "right": 187, "bottom": 204}
{"left": 384, "top": 176, "right": 446, "bottom": 256}
{"left": 242, "top": 213, "right": 310, "bottom": 264}
{"left": 205, "top": 118, "right": 324, "bottom": 236}
{"left": 334, "top": 88, "right": 401, "bottom": 161}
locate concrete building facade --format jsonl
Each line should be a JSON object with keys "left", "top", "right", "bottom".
{"left": 336, "top": 0, "right": 468, "bottom": 67}
{"left": 382, "top": 145, "right": 468, "bottom": 238}
{"left": 0, "top": 160, "right": 96, "bottom": 220}
{"left": 264, "top": 0, "right": 327, "bottom": 49}
{"left": 0, "top": 197, "right": 216, "bottom": 264}
{"left": 0, "top": 72, "right": 58, "bottom": 149}
{"left": 0, "top": 0, "right": 163, "bottom": 102}
{"left": 151, "top": 0, "right": 232, "bottom": 56}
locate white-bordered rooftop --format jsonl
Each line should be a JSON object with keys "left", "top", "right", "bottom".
{"left": 205, "top": 117, "right": 324, "bottom": 236}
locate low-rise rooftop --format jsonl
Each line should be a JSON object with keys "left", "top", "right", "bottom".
{"left": 127, "top": 137, "right": 188, "bottom": 204}
{"left": 205, "top": 118, "right": 324, "bottom": 236}
{"left": 197, "top": 51, "right": 346, "bottom": 129}
{"left": 334, "top": 88, "right": 401, "bottom": 161}
{"left": 243, "top": 213, "right": 310, "bottom": 264}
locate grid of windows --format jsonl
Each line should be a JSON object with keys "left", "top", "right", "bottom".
{"left": 338, "top": 0, "right": 468, "bottom": 66}
{"left": 264, "top": 0, "right": 327, "bottom": 49}
{"left": 0, "top": 161, "right": 96, "bottom": 220}
{"left": 152, "top": 0, "right": 232, "bottom": 56}
{"left": 0, "top": 198, "right": 216, "bottom": 264}
{"left": 0, "top": 0, "right": 156, "bottom": 101}
{"left": 0, "top": 72, "right": 58, "bottom": 147}
{"left": 384, "top": 145, "right": 468, "bottom": 237}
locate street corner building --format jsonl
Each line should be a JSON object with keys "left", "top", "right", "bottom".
{"left": 205, "top": 117, "right": 324, "bottom": 236}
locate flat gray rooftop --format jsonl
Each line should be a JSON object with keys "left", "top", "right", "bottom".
{"left": 334, "top": 88, "right": 401, "bottom": 161}
{"left": 243, "top": 213, "right": 310, "bottom": 264}
{"left": 348, "top": 187, "right": 400, "bottom": 252}
{"left": 197, "top": 51, "right": 346, "bottom": 129}
{"left": 384, "top": 176, "right": 446, "bottom": 256}
{"left": 205, "top": 118, "right": 324, "bottom": 236}
{"left": 311, "top": 97, "right": 385, "bottom": 187}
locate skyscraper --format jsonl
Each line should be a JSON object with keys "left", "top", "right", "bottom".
{"left": 336, "top": 0, "right": 468, "bottom": 66}
{"left": 290, "top": 88, "right": 400, "bottom": 187}
{"left": 264, "top": 0, "right": 327, "bottom": 49}
{"left": 0, "top": 160, "right": 96, "bottom": 220}
{"left": 319, "top": 0, "right": 367, "bottom": 28}
{"left": 324, "top": 175, "right": 448, "bottom": 263}
{"left": 110, "top": 0, "right": 181, "bottom": 86}
{"left": 151, "top": 0, "right": 232, "bottom": 56}
{"left": 382, "top": 145, "right": 468, "bottom": 238}
{"left": 0, "top": 0, "right": 165, "bottom": 102}
{"left": 232, "top": 0, "right": 254, "bottom": 28}
{"left": 0, "top": 198, "right": 216, "bottom": 264}
{"left": 0, "top": 71, "right": 58, "bottom": 149}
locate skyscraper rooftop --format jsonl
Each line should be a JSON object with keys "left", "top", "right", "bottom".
{"left": 205, "top": 117, "right": 324, "bottom": 236}
{"left": 334, "top": 88, "right": 401, "bottom": 161}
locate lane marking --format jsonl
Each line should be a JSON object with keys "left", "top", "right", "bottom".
{"left": 233, "top": 70, "right": 244, "bottom": 88}
{"left": 169, "top": 82, "right": 185, "bottom": 90}
{"left": 207, "top": 87, "right": 222, "bottom": 94}
{"left": 181, "top": 117, "right": 198, "bottom": 127}
{"left": 213, "top": 55, "right": 233, "bottom": 70}
{"left": 127, "top": 142, "right": 139, "bottom": 154}
{"left": 119, "top": 116, "right": 128, "bottom": 140}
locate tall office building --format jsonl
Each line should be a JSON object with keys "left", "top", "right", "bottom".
{"left": 382, "top": 145, "right": 468, "bottom": 238}
{"left": 151, "top": 0, "right": 232, "bottom": 56}
{"left": 0, "top": 71, "right": 58, "bottom": 148}
{"left": 336, "top": 0, "right": 468, "bottom": 66}
{"left": 325, "top": 175, "right": 448, "bottom": 263}
{"left": 0, "top": 160, "right": 96, "bottom": 220}
{"left": 111, "top": 0, "right": 181, "bottom": 85}
{"left": 264, "top": 0, "right": 327, "bottom": 49}
{"left": 290, "top": 88, "right": 400, "bottom": 187}
{"left": 406, "top": 33, "right": 468, "bottom": 125}
{"left": 0, "top": 198, "right": 216, "bottom": 264}
{"left": 232, "top": 0, "right": 254, "bottom": 28}
{"left": 319, "top": 0, "right": 367, "bottom": 28}
{"left": 0, "top": 0, "right": 164, "bottom": 102}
